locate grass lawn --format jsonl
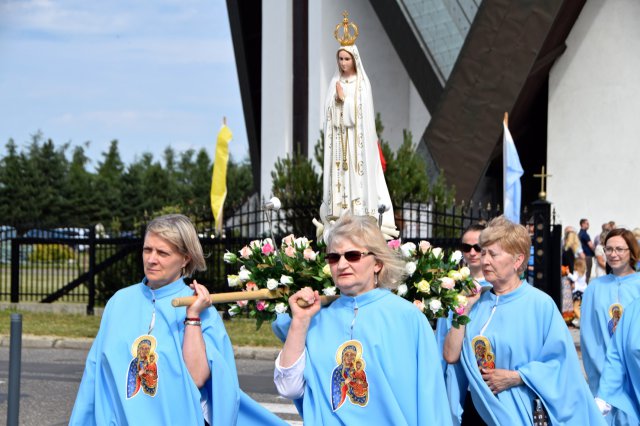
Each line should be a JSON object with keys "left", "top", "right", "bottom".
{"left": 0, "top": 310, "right": 281, "bottom": 347}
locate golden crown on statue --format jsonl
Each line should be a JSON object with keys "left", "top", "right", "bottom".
{"left": 334, "top": 11, "right": 359, "bottom": 46}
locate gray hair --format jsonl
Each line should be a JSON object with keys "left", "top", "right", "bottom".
{"left": 480, "top": 215, "right": 530, "bottom": 275}
{"left": 145, "top": 214, "right": 206, "bottom": 276}
{"left": 325, "top": 213, "right": 406, "bottom": 288}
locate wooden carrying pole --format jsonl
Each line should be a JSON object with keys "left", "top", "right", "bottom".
{"left": 171, "top": 288, "right": 338, "bottom": 308}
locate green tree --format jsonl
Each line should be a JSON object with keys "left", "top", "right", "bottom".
{"left": 95, "top": 140, "right": 125, "bottom": 222}
{"left": 0, "top": 139, "right": 31, "bottom": 230}
{"left": 64, "top": 144, "right": 100, "bottom": 226}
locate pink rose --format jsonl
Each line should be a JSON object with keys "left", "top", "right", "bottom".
{"left": 261, "top": 242, "right": 274, "bottom": 255}
{"left": 236, "top": 300, "right": 248, "bottom": 308}
{"left": 284, "top": 245, "right": 296, "bottom": 257}
{"left": 246, "top": 282, "right": 258, "bottom": 291}
{"left": 440, "top": 277, "right": 456, "bottom": 290}
{"left": 474, "top": 281, "right": 483, "bottom": 294}
{"left": 413, "top": 299, "right": 425, "bottom": 312}
{"left": 282, "top": 234, "right": 295, "bottom": 246}
{"left": 239, "top": 245, "right": 252, "bottom": 259}
{"left": 455, "top": 306, "right": 465, "bottom": 315}
{"left": 256, "top": 300, "right": 268, "bottom": 311}
{"left": 419, "top": 240, "right": 431, "bottom": 254}
{"left": 388, "top": 239, "right": 401, "bottom": 249}
{"left": 303, "top": 248, "right": 317, "bottom": 261}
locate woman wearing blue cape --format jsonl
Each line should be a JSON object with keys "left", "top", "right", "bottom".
{"left": 581, "top": 227, "right": 640, "bottom": 425}
{"left": 597, "top": 296, "right": 640, "bottom": 424}
{"left": 435, "top": 222, "right": 489, "bottom": 425}
{"left": 444, "top": 216, "right": 604, "bottom": 425}
{"left": 273, "top": 213, "right": 450, "bottom": 425}
{"left": 70, "top": 214, "right": 284, "bottom": 426}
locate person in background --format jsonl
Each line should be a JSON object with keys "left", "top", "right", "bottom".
{"left": 444, "top": 216, "right": 604, "bottom": 425}
{"left": 579, "top": 218, "right": 596, "bottom": 283}
{"left": 581, "top": 228, "right": 640, "bottom": 425}
{"left": 562, "top": 230, "right": 584, "bottom": 323}
{"left": 594, "top": 229, "right": 610, "bottom": 279}
{"left": 568, "top": 257, "right": 588, "bottom": 327}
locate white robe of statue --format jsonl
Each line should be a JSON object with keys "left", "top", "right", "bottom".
{"left": 319, "top": 44, "right": 397, "bottom": 237}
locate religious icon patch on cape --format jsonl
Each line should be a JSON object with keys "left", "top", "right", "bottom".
{"left": 126, "top": 334, "right": 159, "bottom": 399}
{"left": 330, "top": 339, "right": 369, "bottom": 411}
{"left": 471, "top": 335, "right": 495, "bottom": 370}
{"left": 607, "top": 303, "right": 623, "bottom": 337}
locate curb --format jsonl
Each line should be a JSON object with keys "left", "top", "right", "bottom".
{"left": 0, "top": 334, "right": 279, "bottom": 360}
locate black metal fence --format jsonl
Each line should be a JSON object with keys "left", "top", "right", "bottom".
{"left": 1, "top": 197, "right": 508, "bottom": 313}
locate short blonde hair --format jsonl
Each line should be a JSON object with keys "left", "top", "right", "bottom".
{"left": 325, "top": 214, "right": 406, "bottom": 288}
{"left": 480, "top": 216, "right": 531, "bottom": 274}
{"left": 146, "top": 214, "right": 206, "bottom": 276}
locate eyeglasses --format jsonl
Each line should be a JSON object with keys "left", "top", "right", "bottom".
{"left": 325, "top": 251, "right": 373, "bottom": 264}
{"left": 461, "top": 243, "right": 482, "bottom": 253}
{"left": 604, "top": 247, "right": 630, "bottom": 255}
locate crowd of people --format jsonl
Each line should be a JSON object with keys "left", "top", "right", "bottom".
{"left": 67, "top": 210, "right": 640, "bottom": 425}
{"left": 69, "top": 15, "right": 639, "bottom": 424}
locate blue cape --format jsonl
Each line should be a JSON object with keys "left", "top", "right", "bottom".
{"left": 70, "top": 278, "right": 284, "bottom": 425}
{"left": 435, "top": 278, "right": 489, "bottom": 425}
{"left": 274, "top": 288, "right": 451, "bottom": 425}
{"left": 581, "top": 272, "right": 640, "bottom": 396}
{"left": 598, "top": 297, "right": 640, "bottom": 424}
{"left": 460, "top": 281, "right": 604, "bottom": 425}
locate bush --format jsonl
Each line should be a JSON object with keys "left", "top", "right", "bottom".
{"left": 28, "top": 244, "right": 75, "bottom": 262}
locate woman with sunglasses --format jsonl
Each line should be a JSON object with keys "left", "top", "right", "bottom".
{"left": 581, "top": 228, "right": 640, "bottom": 425}
{"left": 443, "top": 216, "right": 603, "bottom": 425}
{"left": 273, "top": 213, "right": 450, "bottom": 425}
{"left": 436, "top": 223, "right": 489, "bottom": 425}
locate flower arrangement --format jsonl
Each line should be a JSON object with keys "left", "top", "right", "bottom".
{"left": 389, "top": 239, "right": 477, "bottom": 328}
{"left": 224, "top": 235, "right": 335, "bottom": 328}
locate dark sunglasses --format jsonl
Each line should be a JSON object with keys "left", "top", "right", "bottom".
{"left": 326, "top": 251, "right": 373, "bottom": 264}
{"left": 461, "top": 243, "right": 482, "bottom": 253}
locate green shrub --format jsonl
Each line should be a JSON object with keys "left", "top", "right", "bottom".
{"left": 28, "top": 244, "right": 75, "bottom": 262}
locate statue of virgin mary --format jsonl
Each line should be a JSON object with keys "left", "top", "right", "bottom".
{"left": 319, "top": 12, "right": 398, "bottom": 239}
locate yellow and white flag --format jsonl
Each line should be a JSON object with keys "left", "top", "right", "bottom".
{"left": 210, "top": 123, "right": 232, "bottom": 230}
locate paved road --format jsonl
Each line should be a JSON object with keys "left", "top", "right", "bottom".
{"left": 0, "top": 347, "right": 301, "bottom": 425}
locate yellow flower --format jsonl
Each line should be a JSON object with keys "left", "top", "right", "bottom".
{"left": 416, "top": 279, "right": 430, "bottom": 293}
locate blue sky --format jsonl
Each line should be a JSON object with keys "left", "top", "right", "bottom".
{"left": 0, "top": 0, "right": 248, "bottom": 169}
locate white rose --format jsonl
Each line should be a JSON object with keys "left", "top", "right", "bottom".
{"left": 294, "top": 237, "right": 309, "bottom": 248}
{"left": 396, "top": 284, "right": 408, "bottom": 297}
{"left": 405, "top": 261, "right": 417, "bottom": 276}
{"left": 432, "top": 247, "right": 443, "bottom": 259}
{"left": 400, "top": 242, "right": 417, "bottom": 258}
{"left": 280, "top": 274, "right": 294, "bottom": 285}
{"left": 448, "top": 270, "right": 463, "bottom": 281}
{"left": 266, "top": 278, "right": 279, "bottom": 290}
{"left": 238, "top": 268, "right": 251, "bottom": 282}
{"left": 456, "top": 294, "right": 468, "bottom": 307}
{"left": 459, "top": 266, "right": 471, "bottom": 279}
{"left": 416, "top": 279, "right": 430, "bottom": 293}
{"left": 428, "top": 299, "right": 442, "bottom": 314}
{"left": 322, "top": 264, "right": 331, "bottom": 276}
{"left": 419, "top": 240, "right": 431, "bottom": 254}
{"left": 227, "top": 275, "right": 242, "bottom": 287}
{"left": 275, "top": 303, "right": 288, "bottom": 314}
{"left": 450, "top": 250, "right": 463, "bottom": 263}
{"left": 322, "top": 286, "right": 337, "bottom": 296}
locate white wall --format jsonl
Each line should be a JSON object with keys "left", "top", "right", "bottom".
{"left": 548, "top": 0, "right": 640, "bottom": 232}
{"left": 261, "top": 0, "right": 293, "bottom": 199}
{"left": 260, "top": 0, "right": 430, "bottom": 198}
